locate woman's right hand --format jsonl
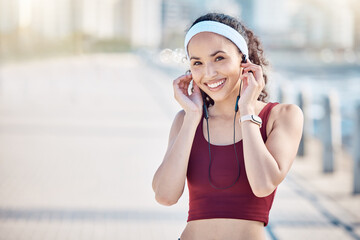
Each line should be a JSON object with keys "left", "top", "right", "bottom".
{"left": 173, "top": 73, "right": 203, "bottom": 119}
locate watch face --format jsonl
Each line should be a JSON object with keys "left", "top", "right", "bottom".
{"left": 251, "top": 115, "right": 262, "bottom": 124}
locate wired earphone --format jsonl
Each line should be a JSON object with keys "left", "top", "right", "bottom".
{"left": 200, "top": 54, "right": 247, "bottom": 190}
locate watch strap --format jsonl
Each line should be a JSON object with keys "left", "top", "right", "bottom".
{"left": 240, "top": 114, "right": 262, "bottom": 128}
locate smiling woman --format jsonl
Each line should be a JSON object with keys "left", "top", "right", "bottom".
{"left": 152, "top": 12, "right": 304, "bottom": 240}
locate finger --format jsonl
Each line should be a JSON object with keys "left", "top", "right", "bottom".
{"left": 240, "top": 62, "right": 251, "bottom": 67}
{"left": 174, "top": 80, "right": 190, "bottom": 97}
{"left": 240, "top": 59, "right": 258, "bottom": 68}
{"left": 174, "top": 74, "right": 192, "bottom": 84}
{"left": 240, "top": 61, "right": 253, "bottom": 67}
{"left": 179, "top": 82, "right": 190, "bottom": 95}
{"left": 240, "top": 77, "right": 249, "bottom": 94}
{"left": 174, "top": 74, "right": 191, "bottom": 90}
{"left": 241, "top": 60, "right": 260, "bottom": 69}
{"left": 179, "top": 79, "right": 189, "bottom": 88}
{"left": 244, "top": 58, "right": 254, "bottom": 65}
{"left": 243, "top": 66, "right": 263, "bottom": 82}
{"left": 240, "top": 72, "right": 256, "bottom": 85}
{"left": 241, "top": 72, "right": 265, "bottom": 92}
{"left": 243, "top": 66, "right": 262, "bottom": 75}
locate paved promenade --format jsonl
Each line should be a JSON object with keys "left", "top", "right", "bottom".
{"left": 0, "top": 53, "right": 359, "bottom": 239}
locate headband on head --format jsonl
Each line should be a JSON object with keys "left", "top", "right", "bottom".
{"left": 184, "top": 21, "right": 248, "bottom": 60}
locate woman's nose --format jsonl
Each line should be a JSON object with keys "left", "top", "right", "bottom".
{"left": 204, "top": 63, "right": 217, "bottom": 79}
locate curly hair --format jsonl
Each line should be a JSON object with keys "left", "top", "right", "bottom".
{"left": 188, "top": 13, "right": 270, "bottom": 107}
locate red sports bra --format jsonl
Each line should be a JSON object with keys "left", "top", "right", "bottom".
{"left": 186, "top": 102, "right": 279, "bottom": 226}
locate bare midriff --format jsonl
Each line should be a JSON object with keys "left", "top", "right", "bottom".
{"left": 180, "top": 218, "right": 266, "bottom": 240}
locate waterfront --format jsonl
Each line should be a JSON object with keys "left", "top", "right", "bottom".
{"left": 0, "top": 53, "right": 359, "bottom": 239}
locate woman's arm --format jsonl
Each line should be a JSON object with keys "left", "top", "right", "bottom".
{"left": 241, "top": 103, "right": 304, "bottom": 197}
{"left": 152, "top": 110, "right": 200, "bottom": 206}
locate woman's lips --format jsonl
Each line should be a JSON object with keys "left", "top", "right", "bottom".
{"left": 206, "top": 78, "right": 226, "bottom": 91}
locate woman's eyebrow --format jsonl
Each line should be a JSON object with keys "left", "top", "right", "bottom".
{"left": 190, "top": 50, "right": 226, "bottom": 60}
{"left": 210, "top": 50, "right": 226, "bottom": 57}
{"left": 190, "top": 56, "right": 200, "bottom": 60}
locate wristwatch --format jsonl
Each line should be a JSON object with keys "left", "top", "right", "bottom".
{"left": 240, "top": 115, "right": 262, "bottom": 128}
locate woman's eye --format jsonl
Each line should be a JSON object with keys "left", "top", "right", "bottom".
{"left": 215, "top": 56, "right": 224, "bottom": 61}
{"left": 193, "top": 61, "right": 202, "bottom": 66}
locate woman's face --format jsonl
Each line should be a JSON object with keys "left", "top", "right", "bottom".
{"left": 188, "top": 32, "right": 243, "bottom": 102}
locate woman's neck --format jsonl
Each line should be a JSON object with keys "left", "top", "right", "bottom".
{"left": 208, "top": 91, "right": 240, "bottom": 120}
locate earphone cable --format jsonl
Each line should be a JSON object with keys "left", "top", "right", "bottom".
{"left": 207, "top": 79, "right": 242, "bottom": 190}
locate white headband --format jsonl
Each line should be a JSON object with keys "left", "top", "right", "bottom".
{"left": 184, "top": 21, "right": 248, "bottom": 60}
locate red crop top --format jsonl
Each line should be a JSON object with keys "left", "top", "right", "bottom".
{"left": 186, "top": 102, "right": 279, "bottom": 226}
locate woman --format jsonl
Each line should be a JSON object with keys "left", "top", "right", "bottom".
{"left": 152, "top": 13, "right": 303, "bottom": 240}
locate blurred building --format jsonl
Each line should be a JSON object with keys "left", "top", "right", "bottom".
{"left": 0, "top": 0, "right": 19, "bottom": 34}
{"left": 32, "top": 0, "right": 162, "bottom": 48}
{"left": 292, "top": 0, "right": 355, "bottom": 50}
{"left": 30, "top": 0, "right": 73, "bottom": 39}
{"left": 0, "top": 0, "right": 162, "bottom": 57}
{"left": 129, "top": 0, "right": 162, "bottom": 48}
{"left": 161, "top": 0, "right": 192, "bottom": 48}
{"left": 253, "top": 0, "right": 292, "bottom": 34}
{"left": 237, "top": 0, "right": 358, "bottom": 51}
{"left": 237, "top": 0, "right": 255, "bottom": 29}
{"left": 205, "top": 0, "right": 240, "bottom": 18}
{"left": 351, "top": 0, "right": 360, "bottom": 51}
{"left": 0, "top": 0, "right": 19, "bottom": 57}
{"left": 1, "top": 0, "right": 360, "bottom": 60}
{"left": 82, "top": 0, "right": 117, "bottom": 39}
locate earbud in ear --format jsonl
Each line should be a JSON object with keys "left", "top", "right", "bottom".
{"left": 201, "top": 90, "right": 209, "bottom": 119}
{"left": 241, "top": 54, "right": 247, "bottom": 64}
{"left": 236, "top": 54, "right": 246, "bottom": 113}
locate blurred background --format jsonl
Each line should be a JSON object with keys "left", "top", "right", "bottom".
{"left": 0, "top": 0, "right": 360, "bottom": 239}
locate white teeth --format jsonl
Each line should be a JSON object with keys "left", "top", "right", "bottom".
{"left": 208, "top": 79, "right": 225, "bottom": 88}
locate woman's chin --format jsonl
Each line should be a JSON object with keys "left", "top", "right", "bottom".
{"left": 206, "top": 94, "right": 226, "bottom": 104}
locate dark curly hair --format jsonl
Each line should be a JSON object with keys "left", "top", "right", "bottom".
{"left": 188, "top": 13, "right": 269, "bottom": 107}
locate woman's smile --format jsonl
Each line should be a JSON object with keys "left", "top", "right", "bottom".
{"left": 205, "top": 78, "right": 226, "bottom": 91}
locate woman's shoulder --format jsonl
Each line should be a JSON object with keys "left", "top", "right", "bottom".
{"left": 269, "top": 102, "right": 303, "bottom": 118}
{"left": 267, "top": 102, "right": 303, "bottom": 131}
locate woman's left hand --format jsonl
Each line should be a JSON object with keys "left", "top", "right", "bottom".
{"left": 238, "top": 59, "right": 265, "bottom": 115}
